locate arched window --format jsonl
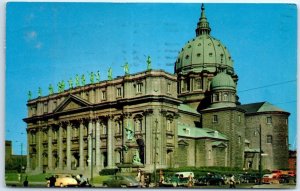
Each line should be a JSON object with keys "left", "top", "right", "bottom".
{"left": 223, "top": 93, "right": 228, "bottom": 101}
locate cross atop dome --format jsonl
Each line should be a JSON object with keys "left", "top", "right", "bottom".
{"left": 195, "top": 3, "right": 211, "bottom": 36}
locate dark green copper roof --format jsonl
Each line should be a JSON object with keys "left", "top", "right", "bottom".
{"left": 238, "top": 102, "right": 288, "bottom": 114}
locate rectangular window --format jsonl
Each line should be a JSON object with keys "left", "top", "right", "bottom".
{"left": 238, "top": 115, "right": 241, "bottom": 123}
{"left": 167, "top": 83, "right": 171, "bottom": 93}
{"left": 267, "top": 116, "right": 272, "bottom": 124}
{"left": 267, "top": 135, "right": 273, "bottom": 144}
{"left": 213, "top": 115, "right": 218, "bottom": 123}
{"left": 102, "top": 90, "right": 107, "bottom": 100}
{"left": 195, "top": 78, "right": 202, "bottom": 90}
{"left": 137, "top": 83, "right": 142, "bottom": 93}
{"left": 117, "top": 87, "right": 122, "bottom": 97}
{"left": 44, "top": 103, "right": 48, "bottom": 114}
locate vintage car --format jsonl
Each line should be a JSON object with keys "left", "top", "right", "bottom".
{"left": 161, "top": 172, "right": 194, "bottom": 187}
{"left": 102, "top": 175, "right": 139, "bottom": 188}
{"left": 46, "top": 174, "right": 79, "bottom": 187}
{"left": 195, "top": 174, "right": 225, "bottom": 186}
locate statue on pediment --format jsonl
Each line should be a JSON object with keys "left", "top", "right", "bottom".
{"left": 75, "top": 74, "right": 80, "bottom": 87}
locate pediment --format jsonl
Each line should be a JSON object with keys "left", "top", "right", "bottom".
{"left": 178, "top": 139, "right": 189, "bottom": 146}
{"left": 53, "top": 94, "right": 91, "bottom": 113}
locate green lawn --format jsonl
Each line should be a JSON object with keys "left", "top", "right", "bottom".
{"left": 5, "top": 172, "right": 112, "bottom": 185}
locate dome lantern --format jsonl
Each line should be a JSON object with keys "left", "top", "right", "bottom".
{"left": 196, "top": 4, "right": 211, "bottom": 36}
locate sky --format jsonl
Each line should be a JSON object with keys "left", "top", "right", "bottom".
{"left": 5, "top": 2, "right": 297, "bottom": 155}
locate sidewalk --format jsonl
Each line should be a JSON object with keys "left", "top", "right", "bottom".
{"left": 251, "top": 183, "right": 296, "bottom": 189}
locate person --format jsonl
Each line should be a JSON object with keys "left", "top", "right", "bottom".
{"left": 46, "top": 175, "right": 56, "bottom": 187}
{"left": 23, "top": 176, "right": 29, "bottom": 187}
{"left": 229, "top": 174, "right": 236, "bottom": 188}
{"left": 159, "top": 170, "right": 165, "bottom": 186}
{"left": 136, "top": 169, "right": 141, "bottom": 182}
{"left": 79, "top": 174, "right": 87, "bottom": 187}
{"left": 140, "top": 171, "right": 145, "bottom": 188}
{"left": 188, "top": 173, "right": 193, "bottom": 187}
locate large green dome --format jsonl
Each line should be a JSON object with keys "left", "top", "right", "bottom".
{"left": 211, "top": 72, "right": 236, "bottom": 90}
{"left": 175, "top": 4, "right": 234, "bottom": 75}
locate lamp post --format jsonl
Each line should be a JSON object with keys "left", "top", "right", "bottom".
{"left": 153, "top": 119, "right": 158, "bottom": 187}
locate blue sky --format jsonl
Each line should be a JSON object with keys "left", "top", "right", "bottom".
{"left": 5, "top": 3, "right": 297, "bottom": 154}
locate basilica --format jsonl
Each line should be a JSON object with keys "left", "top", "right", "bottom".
{"left": 24, "top": 4, "right": 289, "bottom": 175}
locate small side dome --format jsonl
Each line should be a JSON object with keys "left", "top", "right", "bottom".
{"left": 211, "top": 72, "right": 236, "bottom": 90}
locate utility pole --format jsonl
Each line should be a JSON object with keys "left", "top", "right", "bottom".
{"left": 259, "top": 125, "right": 262, "bottom": 185}
{"left": 153, "top": 119, "right": 158, "bottom": 187}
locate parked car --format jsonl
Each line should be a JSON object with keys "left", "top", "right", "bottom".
{"left": 161, "top": 175, "right": 189, "bottom": 187}
{"left": 240, "top": 174, "right": 259, "bottom": 183}
{"left": 262, "top": 174, "right": 274, "bottom": 184}
{"left": 195, "top": 174, "right": 225, "bottom": 186}
{"left": 278, "top": 174, "right": 291, "bottom": 183}
{"left": 102, "top": 175, "right": 139, "bottom": 188}
{"left": 46, "top": 174, "right": 79, "bottom": 187}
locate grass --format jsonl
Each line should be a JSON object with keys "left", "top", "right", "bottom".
{"left": 5, "top": 172, "right": 52, "bottom": 182}
{"left": 5, "top": 172, "right": 112, "bottom": 185}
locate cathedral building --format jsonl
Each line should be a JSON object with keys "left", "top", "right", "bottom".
{"left": 24, "top": 4, "right": 289, "bottom": 174}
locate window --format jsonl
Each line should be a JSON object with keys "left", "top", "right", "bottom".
{"left": 73, "top": 127, "right": 78, "bottom": 138}
{"left": 238, "top": 136, "right": 241, "bottom": 144}
{"left": 267, "top": 135, "right": 273, "bottom": 144}
{"left": 238, "top": 115, "right": 241, "bottom": 123}
{"left": 117, "top": 87, "right": 122, "bottom": 97}
{"left": 102, "top": 125, "right": 107, "bottom": 135}
{"left": 223, "top": 93, "right": 228, "bottom": 101}
{"left": 115, "top": 121, "right": 122, "bottom": 134}
{"left": 53, "top": 130, "right": 57, "bottom": 140}
{"left": 167, "top": 83, "right": 171, "bottom": 93}
{"left": 102, "top": 90, "right": 106, "bottom": 100}
{"left": 213, "top": 115, "right": 218, "bottom": 123}
{"left": 267, "top": 116, "right": 272, "bottom": 124}
{"left": 135, "top": 119, "right": 142, "bottom": 132}
{"left": 44, "top": 103, "right": 48, "bottom": 114}
{"left": 167, "top": 120, "right": 171, "bottom": 131}
{"left": 195, "top": 78, "right": 202, "bottom": 90}
{"left": 137, "top": 83, "right": 142, "bottom": 93}
{"left": 208, "top": 150, "right": 211, "bottom": 160}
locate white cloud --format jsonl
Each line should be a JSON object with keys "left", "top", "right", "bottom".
{"left": 25, "top": 31, "right": 37, "bottom": 41}
{"left": 35, "top": 42, "right": 42, "bottom": 49}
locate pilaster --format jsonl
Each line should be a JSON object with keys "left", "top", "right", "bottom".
{"left": 79, "top": 120, "right": 84, "bottom": 170}
{"left": 95, "top": 119, "right": 101, "bottom": 167}
{"left": 66, "top": 122, "right": 72, "bottom": 170}
{"left": 107, "top": 115, "right": 115, "bottom": 168}
{"left": 58, "top": 123, "right": 63, "bottom": 169}
{"left": 47, "top": 126, "right": 53, "bottom": 170}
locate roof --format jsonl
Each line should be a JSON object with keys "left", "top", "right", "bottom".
{"left": 177, "top": 124, "right": 228, "bottom": 140}
{"left": 211, "top": 72, "right": 236, "bottom": 90}
{"left": 178, "top": 104, "right": 200, "bottom": 115}
{"left": 238, "top": 102, "right": 287, "bottom": 114}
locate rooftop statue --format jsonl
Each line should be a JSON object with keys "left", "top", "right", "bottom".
{"left": 90, "top": 72, "right": 95, "bottom": 84}
{"left": 68, "top": 78, "right": 73, "bottom": 89}
{"left": 81, "top": 74, "right": 86, "bottom": 86}
{"left": 123, "top": 62, "right": 129, "bottom": 75}
{"left": 38, "top": 87, "right": 42, "bottom": 97}
{"left": 147, "top": 56, "right": 151, "bottom": 70}
{"left": 61, "top": 80, "right": 65, "bottom": 91}
{"left": 75, "top": 74, "right": 80, "bottom": 87}
{"left": 108, "top": 67, "right": 113, "bottom": 80}
{"left": 48, "top": 84, "right": 54, "bottom": 95}
{"left": 95, "top": 70, "right": 100, "bottom": 82}
{"left": 28, "top": 91, "right": 32, "bottom": 100}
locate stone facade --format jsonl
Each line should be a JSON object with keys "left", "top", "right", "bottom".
{"left": 24, "top": 4, "right": 290, "bottom": 175}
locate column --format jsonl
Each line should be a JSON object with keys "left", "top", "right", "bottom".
{"left": 144, "top": 111, "right": 153, "bottom": 165}
{"left": 26, "top": 129, "right": 31, "bottom": 172}
{"left": 58, "top": 123, "right": 63, "bottom": 169}
{"left": 37, "top": 128, "right": 43, "bottom": 172}
{"left": 107, "top": 116, "right": 114, "bottom": 167}
{"left": 47, "top": 126, "right": 53, "bottom": 170}
{"left": 66, "top": 122, "right": 72, "bottom": 170}
{"left": 79, "top": 120, "right": 84, "bottom": 170}
{"left": 88, "top": 119, "right": 93, "bottom": 167}
{"left": 95, "top": 119, "right": 101, "bottom": 167}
